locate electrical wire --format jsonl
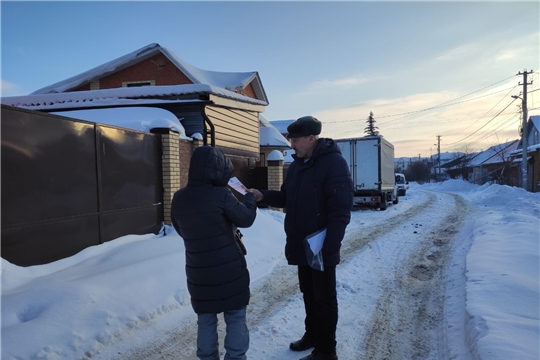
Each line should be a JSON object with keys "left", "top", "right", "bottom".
{"left": 446, "top": 97, "right": 519, "bottom": 146}
{"left": 376, "top": 85, "right": 518, "bottom": 124}
{"left": 324, "top": 74, "right": 531, "bottom": 144}
{"left": 460, "top": 85, "right": 519, "bottom": 131}
{"left": 469, "top": 111, "right": 521, "bottom": 144}
{"left": 321, "top": 75, "right": 519, "bottom": 126}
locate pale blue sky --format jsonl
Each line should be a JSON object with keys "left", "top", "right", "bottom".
{"left": 2, "top": 1, "right": 539, "bottom": 157}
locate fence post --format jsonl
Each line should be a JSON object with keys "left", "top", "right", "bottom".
{"left": 267, "top": 150, "right": 285, "bottom": 211}
{"left": 160, "top": 130, "right": 180, "bottom": 225}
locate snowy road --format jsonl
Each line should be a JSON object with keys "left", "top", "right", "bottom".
{"left": 94, "top": 188, "right": 474, "bottom": 360}
{"left": 5, "top": 182, "right": 536, "bottom": 360}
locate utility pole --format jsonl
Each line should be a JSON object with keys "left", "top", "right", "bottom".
{"left": 434, "top": 136, "right": 441, "bottom": 182}
{"left": 517, "top": 70, "right": 533, "bottom": 191}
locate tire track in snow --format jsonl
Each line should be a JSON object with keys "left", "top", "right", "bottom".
{"left": 363, "top": 192, "right": 472, "bottom": 360}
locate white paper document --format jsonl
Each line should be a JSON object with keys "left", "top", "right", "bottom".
{"left": 306, "top": 228, "right": 327, "bottom": 254}
{"left": 228, "top": 177, "right": 248, "bottom": 195}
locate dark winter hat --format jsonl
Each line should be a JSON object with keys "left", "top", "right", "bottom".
{"left": 287, "top": 116, "right": 322, "bottom": 138}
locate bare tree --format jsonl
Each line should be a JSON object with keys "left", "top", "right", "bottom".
{"left": 485, "top": 137, "right": 518, "bottom": 185}
{"left": 446, "top": 144, "right": 477, "bottom": 180}
{"left": 403, "top": 160, "right": 431, "bottom": 184}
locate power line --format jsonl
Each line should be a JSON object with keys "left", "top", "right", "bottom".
{"left": 322, "top": 75, "right": 519, "bottom": 126}
{"left": 378, "top": 74, "right": 517, "bottom": 120}
{"left": 377, "top": 85, "right": 519, "bottom": 126}
{"left": 326, "top": 74, "right": 529, "bottom": 142}
{"left": 467, "top": 111, "right": 521, "bottom": 144}
{"left": 446, "top": 97, "right": 519, "bottom": 146}
{"left": 460, "top": 85, "right": 519, "bottom": 131}
{"left": 382, "top": 85, "right": 520, "bottom": 132}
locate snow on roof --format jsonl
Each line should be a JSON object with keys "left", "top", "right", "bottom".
{"left": 1, "top": 83, "right": 267, "bottom": 111}
{"left": 510, "top": 142, "right": 540, "bottom": 155}
{"left": 260, "top": 126, "right": 291, "bottom": 148}
{"left": 269, "top": 119, "right": 295, "bottom": 134}
{"left": 470, "top": 140, "right": 519, "bottom": 166}
{"left": 51, "top": 106, "right": 289, "bottom": 148}
{"left": 259, "top": 115, "right": 290, "bottom": 147}
{"left": 283, "top": 149, "right": 294, "bottom": 163}
{"left": 259, "top": 114, "right": 272, "bottom": 127}
{"left": 530, "top": 115, "right": 540, "bottom": 131}
{"left": 161, "top": 46, "right": 258, "bottom": 92}
{"left": 30, "top": 43, "right": 266, "bottom": 101}
{"left": 51, "top": 107, "right": 191, "bottom": 140}
{"left": 267, "top": 150, "right": 284, "bottom": 161}
{"left": 432, "top": 152, "right": 462, "bottom": 163}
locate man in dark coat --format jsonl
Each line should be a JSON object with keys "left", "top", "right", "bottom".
{"left": 250, "top": 116, "right": 353, "bottom": 360}
{"left": 171, "top": 145, "right": 257, "bottom": 360}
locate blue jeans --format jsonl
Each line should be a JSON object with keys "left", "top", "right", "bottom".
{"left": 196, "top": 307, "right": 249, "bottom": 360}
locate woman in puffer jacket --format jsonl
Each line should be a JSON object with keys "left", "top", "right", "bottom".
{"left": 171, "top": 145, "right": 257, "bottom": 360}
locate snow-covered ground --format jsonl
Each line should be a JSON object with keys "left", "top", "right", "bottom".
{"left": 1, "top": 180, "right": 539, "bottom": 360}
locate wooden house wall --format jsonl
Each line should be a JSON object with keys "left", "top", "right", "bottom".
{"left": 205, "top": 105, "right": 259, "bottom": 159}
{"left": 166, "top": 104, "right": 206, "bottom": 137}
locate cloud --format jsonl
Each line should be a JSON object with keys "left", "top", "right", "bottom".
{"left": 300, "top": 74, "right": 371, "bottom": 95}
{"left": 494, "top": 32, "right": 539, "bottom": 62}
{"left": 435, "top": 44, "right": 475, "bottom": 62}
{"left": 1, "top": 80, "right": 25, "bottom": 97}
{"left": 495, "top": 49, "right": 518, "bottom": 61}
{"left": 311, "top": 82, "right": 529, "bottom": 157}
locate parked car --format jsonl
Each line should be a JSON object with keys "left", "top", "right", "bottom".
{"left": 395, "top": 173, "right": 409, "bottom": 196}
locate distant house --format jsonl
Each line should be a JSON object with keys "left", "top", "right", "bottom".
{"left": 509, "top": 115, "right": 540, "bottom": 192}
{"left": 442, "top": 153, "right": 476, "bottom": 180}
{"left": 394, "top": 157, "right": 415, "bottom": 172}
{"left": 270, "top": 119, "right": 295, "bottom": 139}
{"left": 466, "top": 140, "right": 519, "bottom": 186}
{"left": 258, "top": 115, "right": 290, "bottom": 165}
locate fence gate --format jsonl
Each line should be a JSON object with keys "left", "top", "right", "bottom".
{"left": 250, "top": 166, "right": 268, "bottom": 190}
{"left": 1, "top": 105, "right": 163, "bottom": 266}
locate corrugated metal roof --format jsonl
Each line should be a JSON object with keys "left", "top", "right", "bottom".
{"left": 470, "top": 140, "right": 519, "bottom": 166}
{"left": 1, "top": 84, "right": 267, "bottom": 111}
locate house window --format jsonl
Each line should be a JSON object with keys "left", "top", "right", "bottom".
{"left": 122, "top": 80, "right": 156, "bottom": 87}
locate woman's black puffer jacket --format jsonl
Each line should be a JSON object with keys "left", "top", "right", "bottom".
{"left": 171, "top": 146, "right": 257, "bottom": 314}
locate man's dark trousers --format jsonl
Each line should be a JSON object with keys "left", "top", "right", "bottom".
{"left": 298, "top": 265, "right": 338, "bottom": 353}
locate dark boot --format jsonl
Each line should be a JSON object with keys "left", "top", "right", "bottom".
{"left": 289, "top": 333, "right": 316, "bottom": 351}
{"left": 298, "top": 349, "right": 338, "bottom": 360}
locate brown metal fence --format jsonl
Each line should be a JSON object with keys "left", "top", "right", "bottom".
{"left": 1, "top": 105, "right": 163, "bottom": 266}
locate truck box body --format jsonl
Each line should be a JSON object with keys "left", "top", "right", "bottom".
{"left": 336, "top": 136, "right": 397, "bottom": 209}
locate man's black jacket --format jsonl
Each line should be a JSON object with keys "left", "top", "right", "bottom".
{"left": 262, "top": 138, "right": 353, "bottom": 267}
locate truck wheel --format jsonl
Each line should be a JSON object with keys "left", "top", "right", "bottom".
{"left": 380, "top": 193, "right": 387, "bottom": 210}
{"left": 393, "top": 192, "right": 399, "bottom": 204}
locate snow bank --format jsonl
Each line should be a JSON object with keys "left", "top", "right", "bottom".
{"left": 426, "top": 180, "right": 540, "bottom": 360}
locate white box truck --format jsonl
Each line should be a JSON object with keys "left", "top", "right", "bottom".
{"left": 336, "top": 136, "right": 398, "bottom": 210}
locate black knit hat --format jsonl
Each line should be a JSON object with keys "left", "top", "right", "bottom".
{"left": 287, "top": 116, "right": 322, "bottom": 138}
